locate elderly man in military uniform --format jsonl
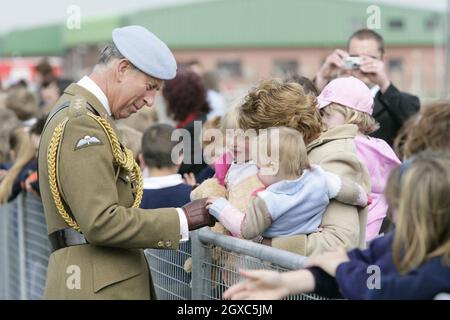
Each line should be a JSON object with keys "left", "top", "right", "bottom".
{"left": 38, "top": 25, "right": 214, "bottom": 299}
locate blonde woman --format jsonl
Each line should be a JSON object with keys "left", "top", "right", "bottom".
{"left": 236, "top": 79, "right": 370, "bottom": 255}
{"left": 224, "top": 151, "right": 450, "bottom": 300}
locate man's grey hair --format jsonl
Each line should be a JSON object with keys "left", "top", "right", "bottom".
{"left": 98, "top": 43, "right": 125, "bottom": 65}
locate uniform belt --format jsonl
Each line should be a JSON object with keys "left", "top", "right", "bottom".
{"left": 49, "top": 228, "right": 89, "bottom": 252}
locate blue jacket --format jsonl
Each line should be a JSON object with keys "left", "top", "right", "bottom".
{"left": 140, "top": 174, "right": 192, "bottom": 209}
{"left": 256, "top": 166, "right": 332, "bottom": 237}
{"left": 141, "top": 185, "right": 192, "bottom": 209}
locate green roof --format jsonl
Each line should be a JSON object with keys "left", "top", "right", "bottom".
{"left": 0, "top": 0, "right": 446, "bottom": 56}
{"left": 128, "top": 0, "right": 446, "bottom": 48}
{"left": 0, "top": 24, "right": 64, "bottom": 56}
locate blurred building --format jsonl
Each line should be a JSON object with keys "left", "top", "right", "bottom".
{"left": 0, "top": 0, "right": 447, "bottom": 100}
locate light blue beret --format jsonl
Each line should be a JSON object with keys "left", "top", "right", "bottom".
{"left": 112, "top": 25, "right": 177, "bottom": 80}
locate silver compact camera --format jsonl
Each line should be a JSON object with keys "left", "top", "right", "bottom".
{"left": 343, "top": 56, "right": 362, "bottom": 70}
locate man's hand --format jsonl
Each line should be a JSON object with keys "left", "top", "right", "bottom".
{"left": 358, "top": 56, "right": 391, "bottom": 93}
{"left": 304, "top": 247, "right": 350, "bottom": 277}
{"left": 315, "top": 49, "right": 349, "bottom": 90}
{"left": 181, "top": 198, "right": 216, "bottom": 230}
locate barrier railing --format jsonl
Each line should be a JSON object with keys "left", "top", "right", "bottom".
{"left": 145, "top": 228, "right": 325, "bottom": 300}
{"left": 0, "top": 193, "right": 51, "bottom": 300}
{"left": 2, "top": 193, "right": 449, "bottom": 300}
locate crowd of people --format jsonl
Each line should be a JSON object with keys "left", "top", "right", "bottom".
{"left": 0, "top": 26, "right": 449, "bottom": 300}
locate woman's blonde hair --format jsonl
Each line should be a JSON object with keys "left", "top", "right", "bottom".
{"left": 238, "top": 79, "right": 323, "bottom": 145}
{"left": 385, "top": 151, "right": 450, "bottom": 274}
{"left": 321, "top": 103, "right": 379, "bottom": 134}
{"left": 0, "top": 127, "right": 35, "bottom": 204}
{"left": 256, "top": 127, "right": 310, "bottom": 178}
{"left": 394, "top": 101, "right": 450, "bottom": 160}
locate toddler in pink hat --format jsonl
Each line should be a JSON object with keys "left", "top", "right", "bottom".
{"left": 317, "top": 76, "right": 401, "bottom": 242}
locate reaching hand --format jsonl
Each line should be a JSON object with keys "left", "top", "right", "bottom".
{"left": 223, "top": 269, "right": 290, "bottom": 300}
{"left": 304, "top": 247, "right": 350, "bottom": 277}
{"left": 315, "top": 49, "right": 349, "bottom": 90}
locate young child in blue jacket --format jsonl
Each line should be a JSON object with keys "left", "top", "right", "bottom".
{"left": 224, "top": 150, "right": 450, "bottom": 300}
{"left": 139, "top": 123, "right": 192, "bottom": 209}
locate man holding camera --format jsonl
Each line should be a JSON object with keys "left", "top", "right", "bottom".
{"left": 314, "top": 28, "right": 420, "bottom": 146}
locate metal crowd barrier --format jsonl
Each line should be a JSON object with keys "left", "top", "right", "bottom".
{"left": 1, "top": 192, "right": 323, "bottom": 300}
{"left": 0, "top": 193, "right": 51, "bottom": 300}
{"left": 145, "top": 228, "right": 326, "bottom": 300}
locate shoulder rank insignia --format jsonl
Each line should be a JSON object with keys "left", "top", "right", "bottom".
{"left": 68, "top": 96, "right": 88, "bottom": 118}
{"left": 74, "top": 135, "right": 103, "bottom": 150}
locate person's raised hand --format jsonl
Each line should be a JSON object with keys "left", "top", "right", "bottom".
{"left": 358, "top": 56, "right": 390, "bottom": 93}
{"left": 315, "top": 49, "right": 350, "bottom": 90}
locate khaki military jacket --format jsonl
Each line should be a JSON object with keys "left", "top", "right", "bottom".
{"left": 38, "top": 84, "right": 181, "bottom": 299}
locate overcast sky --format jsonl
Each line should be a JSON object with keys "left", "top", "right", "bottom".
{"left": 0, "top": 0, "right": 446, "bottom": 34}
{"left": 0, "top": 0, "right": 206, "bottom": 33}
